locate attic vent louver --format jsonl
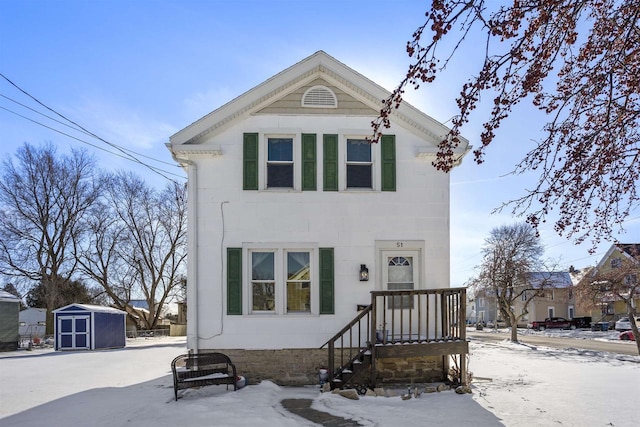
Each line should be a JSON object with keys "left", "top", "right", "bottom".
{"left": 302, "top": 85, "right": 337, "bottom": 108}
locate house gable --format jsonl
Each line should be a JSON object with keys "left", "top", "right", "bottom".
{"left": 255, "top": 78, "right": 377, "bottom": 116}
{"left": 169, "top": 51, "right": 469, "bottom": 159}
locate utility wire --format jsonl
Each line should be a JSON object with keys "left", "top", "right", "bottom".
{"left": 0, "top": 73, "right": 182, "bottom": 182}
{"left": 0, "top": 92, "right": 178, "bottom": 167}
{"left": 0, "top": 106, "right": 184, "bottom": 180}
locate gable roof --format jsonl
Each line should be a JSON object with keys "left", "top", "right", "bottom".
{"left": 596, "top": 243, "right": 640, "bottom": 269}
{"left": 0, "top": 290, "right": 20, "bottom": 303}
{"left": 525, "top": 272, "right": 573, "bottom": 289}
{"left": 53, "top": 303, "right": 126, "bottom": 315}
{"left": 169, "top": 51, "right": 469, "bottom": 159}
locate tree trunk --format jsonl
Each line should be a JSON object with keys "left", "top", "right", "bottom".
{"left": 509, "top": 312, "right": 519, "bottom": 342}
{"left": 627, "top": 307, "right": 640, "bottom": 356}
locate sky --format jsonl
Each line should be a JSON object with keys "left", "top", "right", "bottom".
{"left": 1, "top": 0, "right": 638, "bottom": 287}
{"left": 1, "top": 333, "right": 638, "bottom": 426}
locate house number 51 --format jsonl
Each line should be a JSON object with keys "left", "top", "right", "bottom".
{"left": 396, "top": 242, "right": 404, "bottom": 248}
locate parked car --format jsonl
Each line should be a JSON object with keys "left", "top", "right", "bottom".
{"left": 614, "top": 316, "right": 640, "bottom": 331}
{"left": 619, "top": 330, "right": 635, "bottom": 341}
{"left": 527, "top": 317, "right": 577, "bottom": 331}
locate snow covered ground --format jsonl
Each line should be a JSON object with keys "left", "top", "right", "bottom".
{"left": 0, "top": 331, "right": 638, "bottom": 427}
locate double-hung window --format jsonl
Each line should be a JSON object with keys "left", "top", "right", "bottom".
{"left": 346, "top": 139, "right": 372, "bottom": 188}
{"left": 249, "top": 248, "right": 313, "bottom": 314}
{"left": 286, "top": 252, "right": 311, "bottom": 313}
{"left": 267, "top": 138, "right": 294, "bottom": 188}
{"left": 251, "top": 252, "right": 276, "bottom": 312}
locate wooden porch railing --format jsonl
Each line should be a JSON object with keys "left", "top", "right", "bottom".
{"left": 370, "top": 287, "right": 467, "bottom": 345}
{"left": 321, "top": 287, "right": 467, "bottom": 388}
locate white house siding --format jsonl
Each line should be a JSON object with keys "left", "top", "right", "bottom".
{"left": 187, "top": 113, "right": 452, "bottom": 350}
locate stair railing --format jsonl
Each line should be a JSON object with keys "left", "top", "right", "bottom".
{"left": 320, "top": 304, "right": 372, "bottom": 381}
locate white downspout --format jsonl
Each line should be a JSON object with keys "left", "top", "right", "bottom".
{"left": 169, "top": 146, "right": 199, "bottom": 353}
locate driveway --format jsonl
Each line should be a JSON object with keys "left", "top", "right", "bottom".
{"left": 467, "top": 329, "right": 639, "bottom": 356}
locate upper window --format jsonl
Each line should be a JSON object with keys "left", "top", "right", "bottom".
{"left": 346, "top": 139, "right": 372, "bottom": 188}
{"left": 267, "top": 138, "right": 293, "bottom": 188}
{"left": 302, "top": 85, "right": 337, "bottom": 108}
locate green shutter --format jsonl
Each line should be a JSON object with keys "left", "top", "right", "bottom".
{"left": 319, "top": 248, "right": 334, "bottom": 314}
{"left": 227, "top": 248, "right": 242, "bottom": 315}
{"left": 323, "top": 134, "right": 338, "bottom": 191}
{"left": 301, "top": 133, "right": 317, "bottom": 191}
{"left": 381, "top": 135, "right": 396, "bottom": 191}
{"left": 243, "top": 133, "right": 258, "bottom": 190}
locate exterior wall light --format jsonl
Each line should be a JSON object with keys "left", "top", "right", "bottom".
{"left": 359, "top": 264, "right": 369, "bottom": 281}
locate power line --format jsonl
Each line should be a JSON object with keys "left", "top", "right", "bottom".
{"left": 0, "top": 73, "right": 182, "bottom": 183}
{"left": 0, "top": 105, "right": 184, "bottom": 181}
{"left": 0, "top": 92, "right": 178, "bottom": 168}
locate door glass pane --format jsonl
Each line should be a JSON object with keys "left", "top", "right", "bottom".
{"left": 387, "top": 257, "right": 414, "bottom": 309}
{"left": 60, "top": 335, "right": 72, "bottom": 348}
{"left": 76, "top": 333, "right": 87, "bottom": 348}
{"left": 60, "top": 318, "right": 73, "bottom": 333}
{"left": 75, "top": 318, "right": 87, "bottom": 332}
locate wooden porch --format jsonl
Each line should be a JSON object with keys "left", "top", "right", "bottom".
{"left": 321, "top": 288, "right": 468, "bottom": 391}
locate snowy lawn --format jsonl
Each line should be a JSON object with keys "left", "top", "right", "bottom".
{"left": 0, "top": 334, "right": 638, "bottom": 427}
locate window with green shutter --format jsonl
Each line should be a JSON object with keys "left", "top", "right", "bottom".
{"left": 243, "top": 133, "right": 259, "bottom": 190}
{"left": 319, "top": 248, "right": 335, "bottom": 314}
{"left": 323, "top": 135, "right": 338, "bottom": 191}
{"left": 381, "top": 135, "right": 396, "bottom": 192}
{"left": 301, "top": 133, "right": 317, "bottom": 191}
{"left": 227, "top": 248, "right": 242, "bottom": 315}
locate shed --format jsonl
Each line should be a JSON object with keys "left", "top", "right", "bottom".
{"left": 0, "top": 290, "right": 21, "bottom": 351}
{"left": 53, "top": 304, "right": 126, "bottom": 350}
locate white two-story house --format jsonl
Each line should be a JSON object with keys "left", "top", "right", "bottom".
{"left": 167, "top": 51, "right": 470, "bottom": 388}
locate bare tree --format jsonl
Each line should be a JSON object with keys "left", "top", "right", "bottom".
{"left": 0, "top": 143, "right": 101, "bottom": 333}
{"left": 76, "top": 194, "right": 140, "bottom": 321}
{"left": 471, "top": 222, "right": 545, "bottom": 342}
{"left": 373, "top": 0, "right": 639, "bottom": 248}
{"left": 83, "top": 172, "right": 187, "bottom": 329}
{"left": 578, "top": 245, "right": 640, "bottom": 354}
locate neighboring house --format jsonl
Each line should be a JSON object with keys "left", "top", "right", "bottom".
{"left": 466, "top": 291, "right": 477, "bottom": 324}
{"left": 167, "top": 51, "right": 470, "bottom": 387}
{"left": 474, "top": 289, "right": 498, "bottom": 326}
{"left": 18, "top": 307, "right": 47, "bottom": 337}
{"left": 582, "top": 243, "right": 640, "bottom": 323}
{"left": 0, "top": 290, "right": 20, "bottom": 351}
{"left": 514, "top": 272, "right": 575, "bottom": 326}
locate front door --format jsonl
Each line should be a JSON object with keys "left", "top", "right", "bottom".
{"left": 380, "top": 250, "right": 420, "bottom": 340}
{"left": 58, "top": 316, "right": 90, "bottom": 350}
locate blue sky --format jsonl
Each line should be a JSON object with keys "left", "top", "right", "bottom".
{"left": 1, "top": 0, "right": 637, "bottom": 286}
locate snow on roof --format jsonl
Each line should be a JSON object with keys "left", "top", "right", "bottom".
{"left": 0, "top": 290, "right": 21, "bottom": 303}
{"left": 53, "top": 303, "right": 127, "bottom": 315}
{"left": 525, "top": 272, "right": 573, "bottom": 288}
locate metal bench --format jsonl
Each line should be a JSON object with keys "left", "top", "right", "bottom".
{"left": 171, "top": 352, "right": 237, "bottom": 400}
